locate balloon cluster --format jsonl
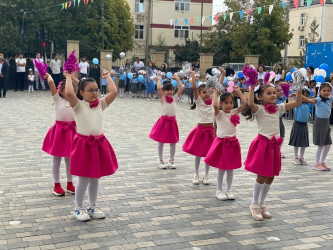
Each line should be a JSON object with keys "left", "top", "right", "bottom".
{"left": 314, "top": 63, "right": 328, "bottom": 83}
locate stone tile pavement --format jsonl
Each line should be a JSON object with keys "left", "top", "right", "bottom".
{"left": 0, "top": 91, "right": 333, "bottom": 250}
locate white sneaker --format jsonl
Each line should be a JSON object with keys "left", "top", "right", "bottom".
{"left": 168, "top": 160, "right": 176, "bottom": 169}
{"left": 216, "top": 191, "right": 228, "bottom": 201}
{"left": 202, "top": 175, "right": 210, "bottom": 185}
{"left": 293, "top": 158, "right": 301, "bottom": 165}
{"left": 193, "top": 175, "right": 200, "bottom": 185}
{"left": 300, "top": 158, "right": 307, "bottom": 165}
{"left": 225, "top": 191, "right": 235, "bottom": 200}
{"left": 159, "top": 161, "right": 167, "bottom": 169}
{"left": 87, "top": 206, "right": 105, "bottom": 219}
{"left": 73, "top": 209, "right": 90, "bottom": 221}
{"left": 28, "top": 89, "right": 31, "bottom": 93}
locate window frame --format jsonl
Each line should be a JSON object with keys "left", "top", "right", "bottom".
{"left": 174, "top": 25, "right": 190, "bottom": 39}
{"left": 134, "top": 0, "right": 145, "bottom": 13}
{"left": 135, "top": 25, "right": 145, "bottom": 40}
{"left": 174, "top": 0, "right": 190, "bottom": 12}
{"left": 299, "top": 35, "right": 305, "bottom": 48}
{"left": 300, "top": 13, "right": 306, "bottom": 26}
{"left": 299, "top": 0, "right": 307, "bottom": 7}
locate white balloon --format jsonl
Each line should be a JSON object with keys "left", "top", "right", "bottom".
{"left": 120, "top": 52, "right": 125, "bottom": 59}
{"left": 314, "top": 68, "right": 319, "bottom": 75}
{"left": 212, "top": 68, "right": 221, "bottom": 77}
{"left": 106, "top": 54, "right": 112, "bottom": 60}
{"left": 250, "top": 65, "right": 255, "bottom": 69}
{"left": 317, "top": 69, "right": 327, "bottom": 78}
{"left": 299, "top": 68, "right": 307, "bottom": 77}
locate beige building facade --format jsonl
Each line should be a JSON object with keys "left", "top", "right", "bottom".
{"left": 284, "top": 0, "right": 333, "bottom": 64}
{"left": 124, "top": 0, "right": 213, "bottom": 66}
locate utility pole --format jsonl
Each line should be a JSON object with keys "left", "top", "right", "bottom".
{"left": 283, "top": 3, "right": 289, "bottom": 67}
{"left": 21, "top": 12, "right": 27, "bottom": 53}
{"left": 200, "top": 0, "right": 203, "bottom": 52}
{"left": 101, "top": 0, "right": 105, "bottom": 50}
{"left": 145, "top": 0, "right": 152, "bottom": 63}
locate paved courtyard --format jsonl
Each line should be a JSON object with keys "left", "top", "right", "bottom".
{"left": 1, "top": 90, "right": 333, "bottom": 250}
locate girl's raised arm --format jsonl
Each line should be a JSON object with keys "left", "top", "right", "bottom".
{"left": 218, "top": 67, "right": 226, "bottom": 84}
{"left": 64, "top": 74, "right": 78, "bottom": 107}
{"left": 212, "top": 89, "right": 220, "bottom": 116}
{"left": 191, "top": 70, "right": 199, "bottom": 101}
{"left": 44, "top": 73, "right": 57, "bottom": 96}
{"left": 233, "top": 86, "right": 248, "bottom": 113}
{"left": 157, "top": 76, "right": 163, "bottom": 99}
{"left": 104, "top": 72, "right": 118, "bottom": 106}
{"left": 248, "top": 85, "right": 259, "bottom": 113}
{"left": 301, "top": 95, "right": 316, "bottom": 104}
{"left": 175, "top": 76, "right": 183, "bottom": 97}
{"left": 285, "top": 89, "right": 303, "bottom": 111}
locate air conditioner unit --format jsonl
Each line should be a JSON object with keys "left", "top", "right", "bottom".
{"left": 298, "top": 26, "right": 304, "bottom": 31}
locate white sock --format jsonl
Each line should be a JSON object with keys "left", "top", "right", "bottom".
{"left": 226, "top": 170, "right": 233, "bottom": 192}
{"left": 158, "top": 142, "right": 164, "bottom": 161}
{"left": 252, "top": 181, "right": 263, "bottom": 205}
{"left": 75, "top": 177, "right": 89, "bottom": 209}
{"left": 205, "top": 163, "right": 210, "bottom": 176}
{"left": 294, "top": 147, "right": 299, "bottom": 159}
{"left": 217, "top": 169, "right": 225, "bottom": 192}
{"left": 315, "top": 146, "right": 324, "bottom": 164}
{"left": 170, "top": 143, "right": 176, "bottom": 161}
{"left": 64, "top": 157, "right": 73, "bottom": 182}
{"left": 194, "top": 156, "right": 200, "bottom": 175}
{"left": 320, "top": 145, "right": 331, "bottom": 163}
{"left": 88, "top": 178, "right": 99, "bottom": 207}
{"left": 52, "top": 156, "right": 61, "bottom": 183}
{"left": 258, "top": 183, "right": 271, "bottom": 205}
{"left": 300, "top": 147, "right": 306, "bottom": 159}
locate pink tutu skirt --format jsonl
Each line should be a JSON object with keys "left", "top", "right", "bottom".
{"left": 42, "top": 120, "right": 76, "bottom": 157}
{"left": 244, "top": 134, "right": 282, "bottom": 177}
{"left": 70, "top": 133, "right": 118, "bottom": 178}
{"left": 183, "top": 125, "right": 215, "bottom": 157}
{"left": 149, "top": 116, "right": 179, "bottom": 143}
{"left": 204, "top": 136, "right": 242, "bottom": 170}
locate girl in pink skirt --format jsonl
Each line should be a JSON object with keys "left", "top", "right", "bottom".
{"left": 65, "top": 71, "right": 118, "bottom": 222}
{"left": 242, "top": 84, "right": 302, "bottom": 221}
{"left": 183, "top": 69, "right": 225, "bottom": 185}
{"left": 205, "top": 87, "right": 247, "bottom": 200}
{"left": 149, "top": 75, "right": 183, "bottom": 169}
{"left": 42, "top": 73, "right": 79, "bottom": 196}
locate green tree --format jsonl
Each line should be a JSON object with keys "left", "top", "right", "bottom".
{"left": 0, "top": 0, "right": 135, "bottom": 60}
{"left": 173, "top": 39, "right": 200, "bottom": 63}
{"left": 203, "top": 0, "right": 292, "bottom": 66}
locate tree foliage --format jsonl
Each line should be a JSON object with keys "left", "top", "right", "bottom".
{"left": 174, "top": 40, "right": 200, "bottom": 63}
{"left": 203, "top": 0, "right": 292, "bottom": 66}
{"left": 0, "top": 0, "right": 135, "bottom": 60}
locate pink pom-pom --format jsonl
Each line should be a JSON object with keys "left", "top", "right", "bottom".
{"left": 63, "top": 50, "right": 80, "bottom": 74}
{"left": 34, "top": 59, "right": 48, "bottom": 80}
{"left": 245, "top": 68, "right": 258, "bottom": 86}
{"left": 280, "top": 84, "right": 291, "bottom": 97}
{"left": 230, "top": 114, "right": 240, "bottom": 127}
{"left": 264, "top": 72, "right": 270, "bottom": 84}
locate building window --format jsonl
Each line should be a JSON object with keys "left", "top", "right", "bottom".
{"left": 174, "top": 26, "right": 189, "bottom": 39}
{"left": 299, "top": 0, "right": 307, "bottom": 7}
{"left": 135, "top": 0, "right": 144, "bottom": 13}
{"left": 175, "top": 0, "right": 190, "bottom": 12}
{"left": 300, "top": 13, "right": 306, "bottom": 26}
{"left": 299, "top": 36, "right": 305, "bottom": 48}
{"left": 135, "top": 25, "right": 144, "bottom": 39}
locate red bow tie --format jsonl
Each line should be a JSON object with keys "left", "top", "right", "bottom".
{"left": 204, "top": 99, "right": 212, "bottom": 105}
{"left": 165, "top": 96, "right": 173, "bottom": 103}
{"left": 89, "top": 99, "right": 100, "bottom": 108}
{"left": 264, "top": 104, "right": 277, "bottom": 114}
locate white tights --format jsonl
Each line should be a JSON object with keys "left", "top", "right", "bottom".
{"left": 75, "top": 177, "right": 99, "bottom": 209}
{"left": 194, "top": 156, "right": 209, "bottom": 175}
{"left": 119, "top": 88, "right": 125, "bottom": 96}
{"left": 158, "top": 142, "right": 176, "bottom": 162}
{"left": 315, "top": 145, "right": 331, "bottom": 164}
{"left": 216, "top": 169, "right": 233, "bottom": 192}
{"left": 294, "top": 147, "right": 306, "bottom": 159}
{"left": 52, "top": 156, "right": 72, "bottom": 183}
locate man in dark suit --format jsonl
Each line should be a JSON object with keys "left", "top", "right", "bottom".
{"left": 0, "top": 56, "right": 9, "bottom": 98}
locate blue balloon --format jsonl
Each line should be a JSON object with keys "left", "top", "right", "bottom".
{"left": 166, "top": 72, "right": 172, "bottom": 79}
{"left": 319, "top": 63, "right": 328, "bottom": 71}
{"left": 92, "top": 58, "right": 99, "bottom": 65}
{"left": 316, "top": 75, "right": 325, "bottom": 83}
{"left": 314, "top": 75, "right": 318, "bottom": 82}
{"left": 138, "top": 75, "right": 144, "bottom": 82}
{"left": 291, "top": 67, "right": 295, "bottom": 74}
{"left": 127, "top": 73, "right": 133, "bottom": 80}
{"left": 286, "top": 74, "right": 292, "bottom": 82}
{"left": 309, "top": 90, "right": 314, "bottom": 97}
{"left": 237, "top": 72, "right": 244, "bottom": 79}
{"left": 171, "top": 80, "right": 178, "bottom": 87}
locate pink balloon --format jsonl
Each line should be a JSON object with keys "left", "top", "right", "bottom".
{"left": 269, "top": 71, "right": 276, "bottom": 79}
{"left": 228, "top": 81, "right": 235, "bottom": 87}
{"left": 227, "top": 87, "right": 233, "bottom": 93}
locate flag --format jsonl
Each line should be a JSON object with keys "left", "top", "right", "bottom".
{"left": 224, "top": 13, "right": 226, "bottom": 21}
{"left": 65, "top": 2, "right": 68, "bottom": 9}
{"left": 320, "top": 0, "right": 325, "bottom": 5}
{"left": 215, "top": 14, "right": 219, "bottom": 22}
{"left": 294, "top": 0, "right": 299, "bottom": 9}
{"left": 191, "top": 17, "right": 194, "bottom": 24}
{"left": 258, "top": 7, "right": 262, "bottom": 15}
{"left": 62, "top": 3, "right": 65, "bottom": 9}
{"left": 248, "top": 9, "right": 252, "bottom": 18}
{"left": 170, "top": 19, "right": 173, "bottom": 27}
{"left": 281, "top": 2, "right": 285, "bottom": 10}
{"left": 209, "top": 16, "right": 212, "bottom": 24}
{"left": 307, "top": 0, "right": 312, "bottom": 7}
{"left": 73, "top": 0, "right": 76, "bottom": 6}
{"left": 239, "top": 10, "right": 244, "bottom": 19}
{"left": 269, "top": 5, "right": 273, "bottom": 15}
{"left": 201, "top": 16, "right": 206, "bottom": 25}
{"left": 68, "top": 1, "right": 72, "bottom": 7}
{"left": 197, "top": 17, "right": 200, "bottom": 24}
{"left": 230, "top": 13, "right": 233, "bottom": 22}
{"left": 185, "top": 18, "right": 188, "bottom": 25}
